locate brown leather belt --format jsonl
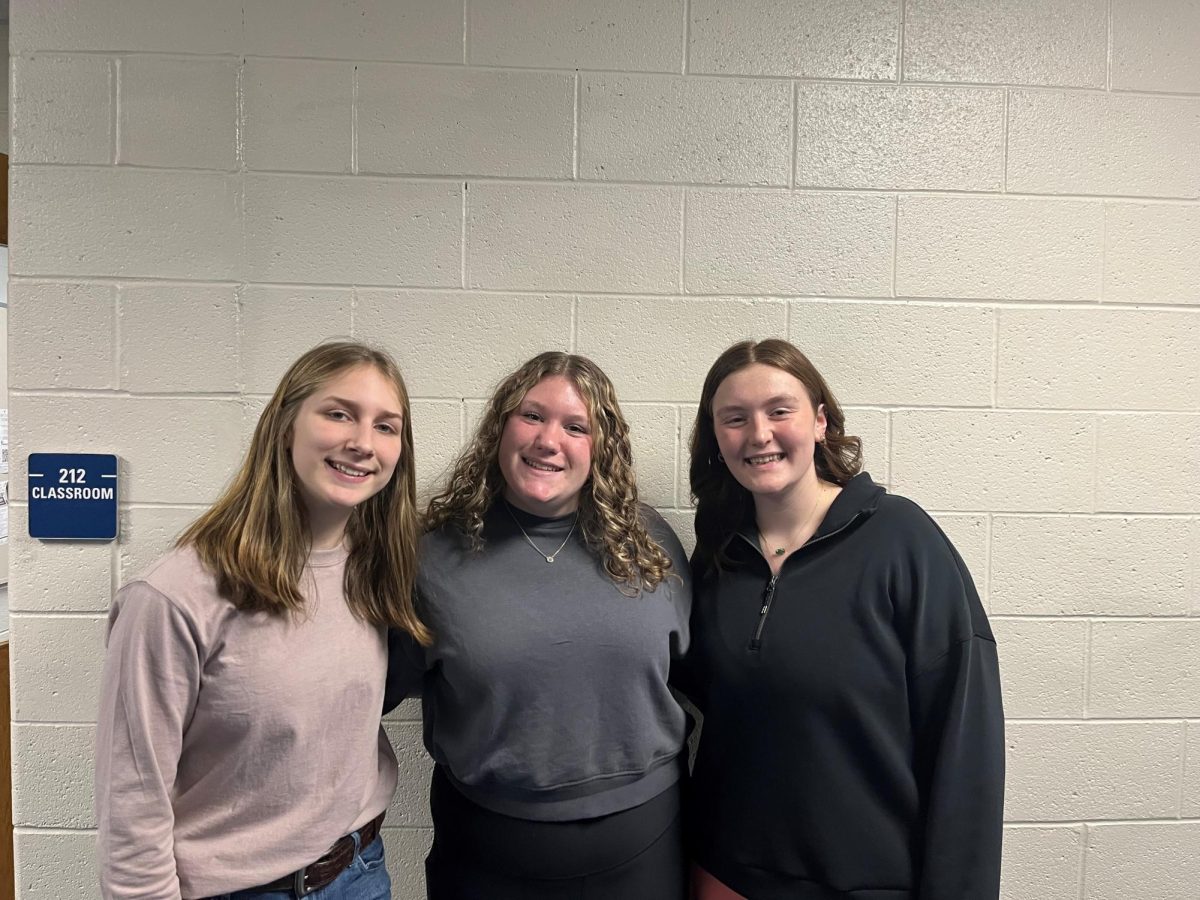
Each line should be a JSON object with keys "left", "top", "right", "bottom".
{"left": 239, "top": 811, "right": 386, "bottom": 897}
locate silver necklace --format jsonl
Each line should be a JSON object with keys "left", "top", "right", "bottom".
{"left": 503, "top": 500, "right": 579, "bottom": 563}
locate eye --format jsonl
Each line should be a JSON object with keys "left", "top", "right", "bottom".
{"left": 565, "top": 423, "right": 590, "bottom": 435}
{"left": 521, "top": 411, "right": 542, "bottom": 423}
{"left": 770, "top": 407, "right": 793, "bottom": 417}
{"left": 326, "top": 409, "right": 351, "bottom": 422}
{"left": 722, "top": 415, "right": 745, "bottom": 426}
{"left": 375, "top": 422, "right": 399, "bottom": 435}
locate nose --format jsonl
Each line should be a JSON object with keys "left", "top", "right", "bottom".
{"left": 532, "top": 422, "right": 561, "bottom": 451}
{"left": 346, "top": 422, "right": 377, "bottom": 457}
{"left": 750, "top": 414, "right": 771, "bottom": 445}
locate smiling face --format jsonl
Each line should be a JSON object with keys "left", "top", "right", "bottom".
{"left": 711, "top": 363, "right": 827, "bottom": 503}
{"left": 498, "top": 375, "right": 594, "bottom": 517}
{"left": 290, "top": 364, "right": 405, "bottom": 548}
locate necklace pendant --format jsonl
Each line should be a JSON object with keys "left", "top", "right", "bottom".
{"left": 545, "top": 555, "right": 555, "bottom": 563}
{"left": 773, "top": 547, "right": 785, "bottom": 556}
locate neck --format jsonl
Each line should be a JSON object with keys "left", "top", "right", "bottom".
{"left": 307, "top": 511, "right": 351, "bottom": 551}
{"left": 503, "top": 487, "right": 579, "bottom": 519}
{"left": 752, "top": 472, "right": 825, "bottom": 536}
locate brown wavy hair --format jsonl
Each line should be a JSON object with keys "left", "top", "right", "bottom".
{"left": 425, "top": 352, "right": 673, "bottom": 591}
{"left": 690, "top": 338, "right": 863, "bottom": 574}
{"left": 177, "top": 341, "right": 430, "bottom": 644}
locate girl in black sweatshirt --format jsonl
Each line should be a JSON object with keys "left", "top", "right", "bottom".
{"left": 677, "top": 339, "right": 1004, "bottom": 900}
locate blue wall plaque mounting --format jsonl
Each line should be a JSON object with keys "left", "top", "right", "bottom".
{"left": 28, "top": 453, "right": 119, "bottom": 541}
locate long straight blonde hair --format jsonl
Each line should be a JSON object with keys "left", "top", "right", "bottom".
{"left": 177, "top": 341, "right": 430, "bottom": 644}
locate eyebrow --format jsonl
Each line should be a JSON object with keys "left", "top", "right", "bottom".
{"left": 519, "top": 399, "right": 590, "bottom": 424}
{"left": 323, "top": 395, "right": 404, "bottom": 421}
{"left": 714, "top": 394, "right": 802, "bottom": 416}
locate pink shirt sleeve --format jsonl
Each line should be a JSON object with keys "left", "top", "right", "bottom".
{"left": 95, "top": 582, "right": 201, "bottom": 900}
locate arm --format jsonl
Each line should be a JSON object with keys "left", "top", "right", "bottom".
{"left": 382, "top": 626, "right": 426, "bottom": 715}
{"left": 902, "top": 526, "right": 1004, "bottom": 900}
{"left": 911, "top": 635, "right": 1005, "bottom": 900}
{"left": 95, "top": 583, "right": 200, "bottom": 900}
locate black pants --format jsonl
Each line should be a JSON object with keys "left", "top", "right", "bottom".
{"left": 425, "top": 766, "right": 686, "bottom": 900}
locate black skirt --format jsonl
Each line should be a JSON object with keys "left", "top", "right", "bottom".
{"left": 425, "top": 765, "right": 686, "bottom": 900}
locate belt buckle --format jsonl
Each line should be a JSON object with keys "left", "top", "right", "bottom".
{"left": 292, "top": 865, "right": 314, "bottom": 898}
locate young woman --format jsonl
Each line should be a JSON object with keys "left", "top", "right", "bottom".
{"left": 680, "top": 339, "right": 1004, "bottom": 900}
{"left": 386, "top": 351, "right": 692, "bottom": 899}
{"left": 95, "top": 341, "right": 428, "bottom": 900}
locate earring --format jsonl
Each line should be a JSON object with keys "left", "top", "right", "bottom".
{"left": 716, "top": 452, "right": 725, "bottom": 462}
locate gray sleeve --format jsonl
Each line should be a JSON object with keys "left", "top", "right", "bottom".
{"left": 642, "top": 506, "right": 693, "bottom": 659}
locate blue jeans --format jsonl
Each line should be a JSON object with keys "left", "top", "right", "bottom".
{"left": 212, "top": 834, "right": 391, "bottom": 900}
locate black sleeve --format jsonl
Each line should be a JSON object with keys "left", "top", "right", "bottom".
{"left": 890, "top": 501, "right": 1004, "bottom": 899}
{"left": 382, "top": 627, "right": 426, "bottom": 715}
{"left": 911, "top": 635, "right": 1004, "bottom": 900}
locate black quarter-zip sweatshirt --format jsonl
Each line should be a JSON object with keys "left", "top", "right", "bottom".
{"left": 677, "top": 473, "right": 1004, "bottom": 900}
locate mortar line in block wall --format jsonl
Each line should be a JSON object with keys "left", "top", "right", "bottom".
{"left": 13, "top": 827, "right": 99, "bottom": 835}
{"left": 1005, "top": 816, "right": 1200, "bottom": 826}
{"left": 1077, "top": 822, "right": 1089, "bottom": 900}
{"left": 1090, "top": 415, "right": 1100, "bottom": 514}
{"left": 789, "top": 81, "right": 797, "bottom": 190}
{"left": 896, "top": 0, "right": 906, "bottom": 84}
{"left": 351, "top": 65, "right": 359, "bottom": 175}
{"left": 1099, "top": 202, "right": 1110, "bottom": 302}
{"left": 111, "top": 284, "right": 122, "bottom": 392}
{"left": 1082, "top": 620, "right": 1093, "bottom": 719}
{"left": 990, "top": 309, "right": 999, "bottom": 408}
{"left": 13, "top": 278, "right": 1200, "bottom": 314}
{"left": 31, "top": 49, "right": 1200, "bottom": 97}
{"left": 462, "top": 0, "right": 470, "bottom": 65}
{"left": 235, "top": 57, "right": 245, "bottom": 172}
{"left": 19, "top": 160, "right": 1200, "bottom": 204}
{"left": 1178, "top": 719, "right": 1190, "bottom": 816}
{"left": 111, "top": 57, "right": 122, "bottom": 164}
{"left": 1001, "top": 89, "right": 1009, "bottom": 193}
{"left": 891, "top": 195, "right": 899, "bottom": 298}
{"left": 572, "top": 72, "right": 580, "bottom": 180}
{"left": 1106, "top": 0, "right": 1114, "bottom": 93}
{"left": 673, "top": 405, "right": 682, "bottom": 507}
{"left": 679, "top": 189, "right": 687, "bottom": 293}
{"left": 232, "top": 282, "right": 246, "bottom": 394}
{"left": 461, "top": 183, "right": 469, "bottom": 288}
{"left": 1193, "top": 518, "right": 1199, "bottom": 616}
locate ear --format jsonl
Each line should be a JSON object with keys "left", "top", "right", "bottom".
{"left": 815, "top": 403, "right": 828, "bottom": 440}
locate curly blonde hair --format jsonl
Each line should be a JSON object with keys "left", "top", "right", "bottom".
{"left": 425, "top": 352, "right": 673, "bottom": 591}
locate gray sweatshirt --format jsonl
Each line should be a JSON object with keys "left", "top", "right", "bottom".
{"left": 388, "top": 502, "right": 691, "bottom": 821}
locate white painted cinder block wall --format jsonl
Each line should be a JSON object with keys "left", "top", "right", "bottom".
{"left": 6, "top": 1, "right": 1200, "bottom": 897}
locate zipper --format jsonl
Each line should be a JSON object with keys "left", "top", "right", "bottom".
{"left": 739, "top": 511, "right": 866, "bottom": 653}
{"left": 748, "top": 575, "right": 778, "bottom": 651}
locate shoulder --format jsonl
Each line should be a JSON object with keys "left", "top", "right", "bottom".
{"left": 867, "top": 492, "right": 960, "bottom": 560}
{"left": 128, "top": 545, "right": 227, "bottom": 624}
{"left": 419, "top": 522, "right": 470, "bottom": 559}
{"left": 639, "top": 504, "right": 686, "bottom": 555}
{"left": 866, "top": 491, "right": 992, "bottom": 643}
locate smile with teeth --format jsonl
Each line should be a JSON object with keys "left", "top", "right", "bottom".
{"left": 328, "top": 460, "right": 373, "bottom": 478}
{"left": 523, "top": 456, "right": 564, "bottom": 473}
{"left": 746, "top": 453, "right": 786, "bottom": 466}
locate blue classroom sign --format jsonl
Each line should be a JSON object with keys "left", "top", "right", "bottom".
{"left": 28, "top": 453, "right": 119, "bottom": 541}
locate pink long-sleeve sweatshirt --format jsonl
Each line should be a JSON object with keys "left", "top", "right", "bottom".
{"left": 94, "top": 545, "right": 397, "bottom": 900}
